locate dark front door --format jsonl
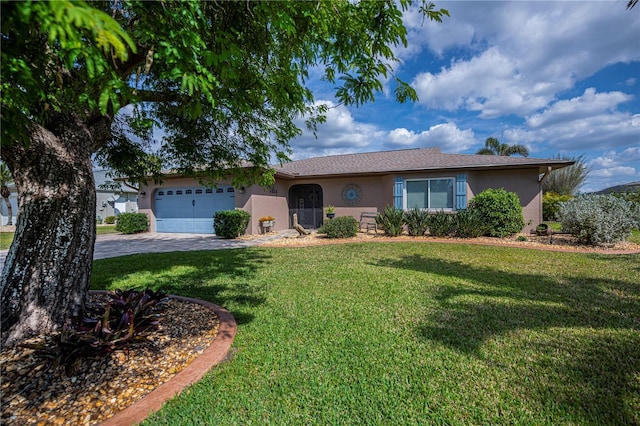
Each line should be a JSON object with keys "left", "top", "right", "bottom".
{"left": 288, "top": 184, "right": 323, "bottom": 229}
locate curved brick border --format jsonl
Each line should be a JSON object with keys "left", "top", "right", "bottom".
{"left": 100, "top": 295, "right": 236, "bottom": 426}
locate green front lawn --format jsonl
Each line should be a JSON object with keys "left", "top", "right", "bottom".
{"left": 91, "top": 243, "right": 640, "bottom": 425}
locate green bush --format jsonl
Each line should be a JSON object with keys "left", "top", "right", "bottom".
{"left": 468, "top": 188, "right": 524, "bottom": 237}
{"left": 451, "top": 209, "right": 487, "bottom": 238}
{"left": 213, "top": 210, "right": 251, "bottom": 239}
{"left": 559, "top": 194, "right": 637, "bottom": 245}
{"left": 104, "top": 215, "right": 117, "bottom": 224}
{"left": 375, "top": 205, "right": 404, "bottom": 237}
{"left": 404, "top": 207, "right": 429, "bottom": 236}
{"left": 115, "top": 213, "right": 149, "bottom": 234}
{"left": 542, "top": 192, "right": 572, "bottom": 221}
{"left": 427, "top": 210, "right": 453, "bottom": 237}
{"left": 318, "top": 216, "right": 359, "bottom": 238}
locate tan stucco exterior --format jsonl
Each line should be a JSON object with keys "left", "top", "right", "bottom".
{"left": 138, "top": 166, "right": 547, "bottom": 235}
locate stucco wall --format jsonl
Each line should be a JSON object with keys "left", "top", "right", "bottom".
{"left": 467, "top": 168, "right": 542, "bottom": 233}
{"left": 140, "top": 167, "right": 543, "bottom": 235}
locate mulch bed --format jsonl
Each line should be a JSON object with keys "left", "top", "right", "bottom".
{"left": 0, "top": 297, "right": 219, "bottom": 426}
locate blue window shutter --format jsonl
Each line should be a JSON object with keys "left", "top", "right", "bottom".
{"left": 394, "top": 177, "right": 404, "bottom": 209}
{"left": 456, "top": 174, "right": 467, "bottom": 210}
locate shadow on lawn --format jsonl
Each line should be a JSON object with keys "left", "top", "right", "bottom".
{"left": 90, "top": 248, "right": 271, "bottom": 325}
{"left": 375, "top": 253, "right": 640, "bottom": 424}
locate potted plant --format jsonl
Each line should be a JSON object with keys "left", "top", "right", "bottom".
{"left": 535, "top": 223, "right": 551, "bottom": 236}
{"left": 259, "top": 215, "right": 275, "bottom": 233}
{"left": 325, "top": 205, "right": 335, "bottom": 219}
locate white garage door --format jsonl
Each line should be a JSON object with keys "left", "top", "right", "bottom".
{"left": 154, "top": 186, "right": 236, "bottom": 234}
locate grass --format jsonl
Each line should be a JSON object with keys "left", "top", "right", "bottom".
{"left": 90, "top": 242, "right": 640, "bottom": 425}
{"left": 0, "top": 225, "right": 119, "bottom": 250}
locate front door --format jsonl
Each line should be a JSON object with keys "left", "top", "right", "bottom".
{"left": 288, "top": 184, "right": 323, "bottom": 229}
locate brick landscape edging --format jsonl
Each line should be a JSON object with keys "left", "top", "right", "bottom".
{"left": 100, "top": 295, "right": 237, "bottom": 426}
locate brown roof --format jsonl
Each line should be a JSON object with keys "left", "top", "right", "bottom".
{"left": 275, "top": 147, "right": 574, "bottom": 178}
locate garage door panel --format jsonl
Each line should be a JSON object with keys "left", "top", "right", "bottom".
{"left": 154, "top": 186, "right": 235, "bottom": 234}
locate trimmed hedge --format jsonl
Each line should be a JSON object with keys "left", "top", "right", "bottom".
{"left": 115, "top": 213, "right": 149, "bottom": 234}
{"left": 213, "top": 210, "right": 251, "bottom": 239}
{"left": 318, "top": 216, "right": 359, "bottom": 238}
{"left": 468, "top": 188, "right": 524, "bottom": 237}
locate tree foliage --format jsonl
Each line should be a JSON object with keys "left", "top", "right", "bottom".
{"left": 542, "top": 155, "right": 589, "bottom": 196}
{"left": 475, "top": 137, "right": 529, "bottom": 157}
{"left": 2, "top": 0, "right": 449, "bottom": 186}
{"left": 1, "top": 1, "right": 450, "bottom": 346}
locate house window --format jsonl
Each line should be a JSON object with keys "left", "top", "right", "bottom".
{"left": 405, "top": 178, "right": 454, "bottom": 210}
{"left": 158, "top": 191, "right": 164, "bottom": 196}
{"left": 176, "top": 190, "right": 183, "bottom": 195}
{"left": 167, "top": 190, "right": 173, "bottom": 196}
{"left": 195, "top": 189, "right": 203, "bottom": 194}
{"left": 205, "top": 188, "right": 213, "bottom": 194}
{"left": 186, "top": 189, "right": 192, "bottom": 194}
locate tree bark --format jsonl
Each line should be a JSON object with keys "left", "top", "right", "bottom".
{"left": 1, "top": 115, "right": 97, "bottom": 347}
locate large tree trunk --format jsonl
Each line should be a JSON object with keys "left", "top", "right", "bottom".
{"left": 1, "top": 116, "right": 98, "bottom": 348}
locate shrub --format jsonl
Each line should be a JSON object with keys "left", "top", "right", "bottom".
{"left": 427, "top": 210, "right": 453, "bottom": 237}
{"left": 103, "top": 215, "right": 117, "bottom": 224}
{"left": 22, "top": 289, "right": 167, "bottom": 374}
{"left": 543, "top": 192, "right": 573, "bottom": 221}
{"left": 558, "top": 194, "right": 638, "bottom": 245}
{"left": 451, "top": 209, "right": 487, "bottom": 238}
{"left": 214, "top": 209, "right": 251, "bottom": 239}
{"left": 318, "top": 216, "right": 359, "bottom": 238}
{"left": 611, "top": 190, "right": 640, "bottom": 228}
{"left": 468, "top": 188, "right": 524, "bottom": 237}
{"left": 115, "top": 213, "right": 149, "bottom": 234}
{"left": 375, "top": 205, "right": 405, "bottom": 237}
{"left": 404, "top": 208, "right": 429, "bottom": 236}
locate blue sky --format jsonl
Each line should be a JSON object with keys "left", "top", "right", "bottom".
{"left": 289, "top": 1, "right": 640, "bottom": 193}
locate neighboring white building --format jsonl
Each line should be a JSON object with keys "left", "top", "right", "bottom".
{"left": 0, "top": 170, "right": 138, "bottom": 227}
{"left": 94, "top": 169, "right": 138, "bottom": 222}
{"left": 0, "top": 183, "right": 18, "bottom": 228}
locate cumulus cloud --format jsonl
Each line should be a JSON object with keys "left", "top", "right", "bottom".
{"left": 582, "top": 149, "right": 639, "bottom": 192}
{"left": 387, "top": 123, "right": 475, "bottom": 153}
{"left": 289, "top": 101, "right": 476, "bottom": 158}
{"left": 526, "top": 88, "right": 633, "bottom": 128}
{"left": 406, "top": 1, "right": 639, "bottom": 119}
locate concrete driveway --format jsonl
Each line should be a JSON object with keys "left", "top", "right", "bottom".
{"left": 0, "top": 230, "right": 298, "bottom": 274}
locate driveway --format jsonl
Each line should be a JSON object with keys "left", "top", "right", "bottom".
{"left": 0, "top": 230, "right": 299, "bottom": 274}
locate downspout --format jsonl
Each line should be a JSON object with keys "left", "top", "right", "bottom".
{"left": 539, "top": 166, "right": 553, "bottom": 184}
{"left": 537, "top": 166, "right": 553, "bottom": 226}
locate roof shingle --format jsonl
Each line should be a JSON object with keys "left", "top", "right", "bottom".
{"left": 275, "top": 147, "right": 573, "bottom": 177}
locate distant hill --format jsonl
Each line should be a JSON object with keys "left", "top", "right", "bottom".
{"left": 595, "top": 181, "right": 640, "bottom": 194}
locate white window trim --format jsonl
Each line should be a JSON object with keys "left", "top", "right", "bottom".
{"left": 403, "top": 177, "right": 456, "bottom": 211}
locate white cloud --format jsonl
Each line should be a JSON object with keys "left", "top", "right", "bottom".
{"left": 581, "top": 149, "right": 640, "bottom": 192}
{"left": 290, "top": 101, "right": 476, "bottom": 159}
{"left": 291, "top": 101, "right": 384, "bottom": 156}
{"left": 526, "top": 88, "right": 633, "bottom": 128}
{"left": 387, "top": 123, "right": 475, "bottom": 153}
{"left": 406, "top": 1, "right": 639, "bottom": 119}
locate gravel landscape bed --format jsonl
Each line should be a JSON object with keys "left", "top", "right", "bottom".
{"left": 1, "top": 296, "right": 219, "bottom": 425}
{"left": 256, "top": 230, "right": 640, "bottom": 253}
